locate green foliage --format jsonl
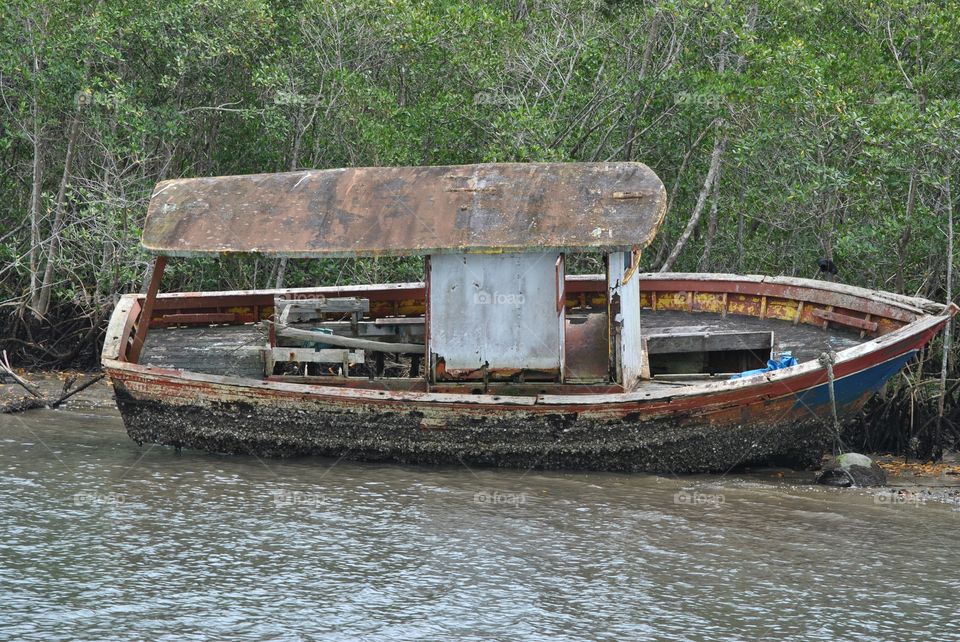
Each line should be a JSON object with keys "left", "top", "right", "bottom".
{"left": 0, "top": 0, "right": 957, "bottom": 309}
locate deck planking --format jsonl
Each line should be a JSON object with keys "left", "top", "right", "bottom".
{"left": 140, "top": 310, "right": 862, "bottom": 380}
{"left": 141, "top": 323, "right": 267, "bottom": 378}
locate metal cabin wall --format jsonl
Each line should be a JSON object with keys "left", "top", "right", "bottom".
{"left": 608, "top": 251, "right": 643, "bottom": 389}
{"left": 428, "top": 253, "right": 562, "bottom": 378}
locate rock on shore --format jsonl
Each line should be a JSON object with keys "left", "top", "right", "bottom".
{"left": 816, "top": 452, "right": 888, "bottom": 487}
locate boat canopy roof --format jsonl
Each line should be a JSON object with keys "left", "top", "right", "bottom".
{"left": 141, "top": 162, "right": 667, "bottom": 258}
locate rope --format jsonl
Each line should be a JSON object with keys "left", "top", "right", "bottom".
{"left": 818, "top": 351, "right": 844, "bottom": 454}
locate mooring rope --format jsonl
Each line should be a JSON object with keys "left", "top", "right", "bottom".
{"left": 818, "top": 351, "right": 844, "bottom": 454}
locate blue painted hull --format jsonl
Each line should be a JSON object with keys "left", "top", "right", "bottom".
{"left": 793, "top": 350, "right": 917, "bottom": 414}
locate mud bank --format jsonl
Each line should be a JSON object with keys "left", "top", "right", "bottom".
{"left": 869, "top": 455, "right": 960, "bottom": 508}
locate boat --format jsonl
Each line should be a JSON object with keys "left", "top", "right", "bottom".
{"left": 101, "top": 163, "right": 957, "bottom": 472}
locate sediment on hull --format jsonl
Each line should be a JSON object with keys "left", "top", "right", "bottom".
{"left": 115, "top": 395, "right": 833, "bottom": 473}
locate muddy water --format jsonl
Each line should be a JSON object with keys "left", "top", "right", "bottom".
{"left": 1, "top": 402, "right": 959, "bottom": 641}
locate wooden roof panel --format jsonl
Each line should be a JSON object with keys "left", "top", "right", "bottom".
{"left": 142, "top": 162, "right": 667, "bottom": 257}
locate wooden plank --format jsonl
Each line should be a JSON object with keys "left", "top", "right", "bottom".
{"left": 276, "top": 324, "right": 424, "bottom": 354}
{"left": 276, "top": 297, "right": 370, "bottom": 312}
{"left": 276, "top": 297, "right": 371, "bottom": 323}
{"left": 812, "top": 309, "right": 879, "bottom": 332}
{"left": 102, "top": 296, "right": 137, "bottom": 361}
{"left": 428, "top": 382, "right": 624, "bottom": 395}
{"left": 297, "top": 320, "right": 424, "bottom": 340}
{"left": 265, "top": 375, "right": 428, "bottom": 391}
{"left": 374, "top": 317, "right": 424, "bottom": 326}
{"left": 645, "top": 331, "right": 773, "bottom": 355}
{"left": 158, "top": 312, "right": 237, "bottom": 324}
{"left": 654, "top": 372, "right": 738, "bottom": 380}
{"left": 151, "top": 283, "right": 426, "bottom": 313}
{"left": 142, "top": 164, "right": 667, "bottom": 257}
{"left": 272, "top": 347, "right": 364, "bottom": 364}
{"left": 127, "top": 256, "right": 167, "bottom": 363}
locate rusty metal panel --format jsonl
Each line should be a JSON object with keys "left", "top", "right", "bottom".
{"left": 142, "top": 163, "right": 666, "bottom": 257}
{"left": 428, "top": 253, "right": 562, "bottom": 379}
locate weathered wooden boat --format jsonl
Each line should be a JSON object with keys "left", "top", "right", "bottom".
{"left": 101, "top": 163, "right": 956, "bottom": 472}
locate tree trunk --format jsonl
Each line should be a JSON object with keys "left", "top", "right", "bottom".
{"left": 33, "top": 114, "right": 81, "bottom": 318}
{"left": 660, "top": 123, "right": 727, "bottom": 272}
{"left": 936, "top": 175, "right": 953, "bottom": 460}
{"left": 27, "top": 101, "right": 43, "bottom": 313}
{"left": 623, "top": 8, "right": 660, "bottom": 161}
{"left": 895, "top": 169, "right": 917, "bottom": 294}
{"left": 275, "top": 257, "right": 288, "bottom": 289}
{"left": 701, "top": 162, "right": 723, "bottom": 271}
{"left": 650, "top": 121, "right": 713, "bottom": 268}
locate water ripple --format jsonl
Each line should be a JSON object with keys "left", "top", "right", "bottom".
{"left": 1, "top": 410, "right": 958, "bottom": 641}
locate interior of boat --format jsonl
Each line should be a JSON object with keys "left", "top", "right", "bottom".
{"left": 133, "top": 272, "right": 894, "bottom": 396}
{"left": 118, "top": 164, "right": 935, "bottom": 398}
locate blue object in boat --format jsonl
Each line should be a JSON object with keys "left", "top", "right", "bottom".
{"left": 730, "top": 352, "right": 798, "bottom": 379}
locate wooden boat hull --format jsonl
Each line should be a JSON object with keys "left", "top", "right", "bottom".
{"left": 103, "top": 333, "right": 932, "bottom": 473}
{"left": 101, "top": 274, "right": 955, "bottom": 473}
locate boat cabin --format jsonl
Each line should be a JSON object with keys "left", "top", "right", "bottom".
{"left": 127, "top": 163, "right": 780, "bottom": 395}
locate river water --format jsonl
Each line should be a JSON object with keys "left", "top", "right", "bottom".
{"left": 1, "top": 401, "right": 959, "bottom": 641}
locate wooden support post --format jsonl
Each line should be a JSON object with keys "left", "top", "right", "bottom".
{"left": 127, "top": 255, "right": 167, "bottom": 363}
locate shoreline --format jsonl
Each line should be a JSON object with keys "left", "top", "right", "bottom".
{"left": 3, "top": 372, "right": 959, "bottom": 506}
